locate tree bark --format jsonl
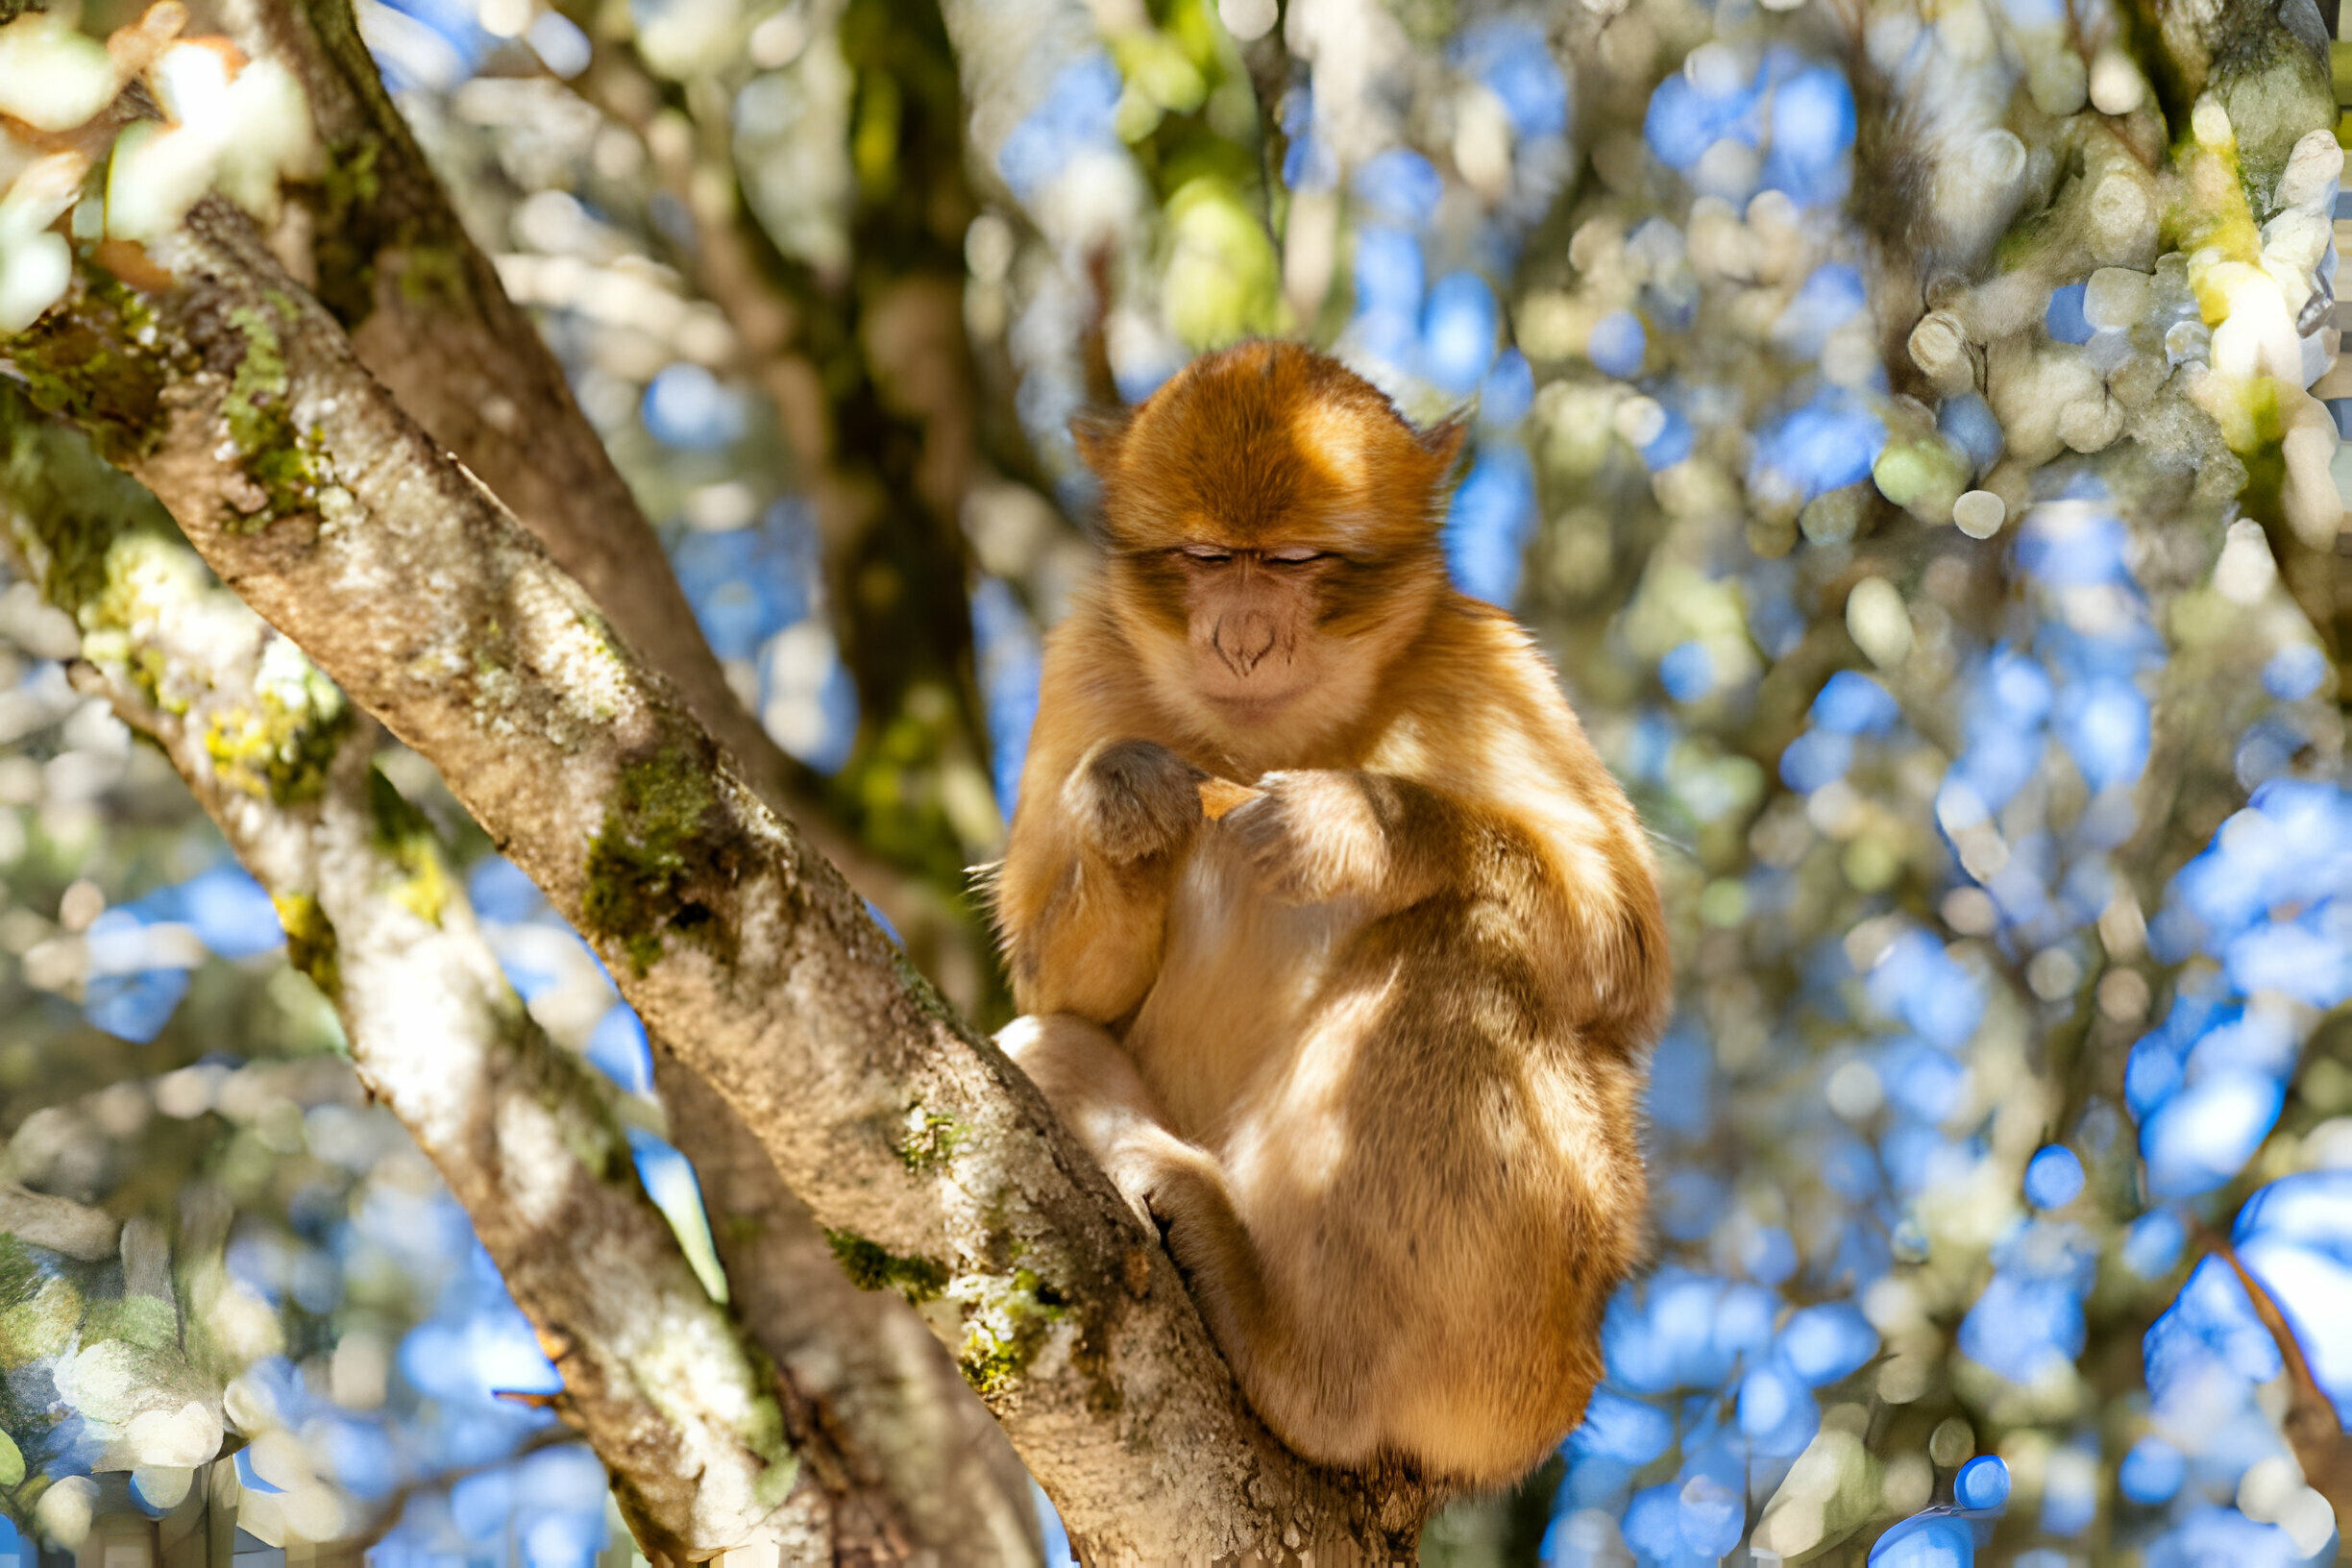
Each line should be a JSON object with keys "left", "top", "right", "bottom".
{"left": 10, "top": 200, "right": 1432, "bottom": 1560}
{"left": 0, "top": 398, "right": 1041, "bottom": 1565}
{"left": 656, "top": 1066, "right": 1044, "bottom": 1563}
{"left": 559, "top": 0, "right": 1012, "bottom": 921}
{"left": 214, "top": 0, "right": 990, "bottom": 1002}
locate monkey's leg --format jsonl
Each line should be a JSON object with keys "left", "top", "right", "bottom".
{"left": 998, "top": 1014, "right": 1269, "bottom": 1330}
{"left": 998, "top": 1014, "right": 1193, "bottom": 1225}
{"left": 1138, "top": 1150, "right": 1335, "bottom": 1460}
{"left": 998, "top": 1015, "right": 1283, "bottom": 1415}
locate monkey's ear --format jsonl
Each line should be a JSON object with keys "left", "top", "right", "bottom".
{"left": 1070, "top": 409, "right": 1133, "bottom": 475}
{"left": 1417, "top": 413, "right": 1469, "bottom": 480}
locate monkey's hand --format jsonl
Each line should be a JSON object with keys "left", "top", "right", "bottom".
{"left": 1224, "top": 770, "right": 1399, "bottom": 905}
{"left": 1065, "top": 739, "right": 1208, "bottom": 863}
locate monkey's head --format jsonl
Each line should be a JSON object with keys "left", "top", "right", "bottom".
{"left": 1073, "top": 340, "right": 1465, "bottom": 753}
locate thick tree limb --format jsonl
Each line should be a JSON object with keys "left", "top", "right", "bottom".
{"left": 658, "top": 1066, "right": 1044, "bottom": 1563}
{"left": 178, "top": 13, "right": 1040, "bottom": 1529}
{"left": 8, "top": 199, "right": 1430, "bottom": 1560}
{"left": 213, "top": 0, "right": 988, "bottom": 1000}
{"left": 0, "top": 402, "right": 1039, "bottom": 1565}
{"left": 560, "top": 1, "right": 1009, "bottom": 921}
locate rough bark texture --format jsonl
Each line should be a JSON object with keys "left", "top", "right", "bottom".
{"left": 657, "top": 1067, "right": 1045, "bottom": 1563}
{"left": 11, "top": 199, "right": 1432, "bottom": 1561}
{"left": 0, "top": 399, "right": 1041, "bottom": 1565}
{"left": 213, "top": 0, "right": 985, "bottom": 998}
{"left": 564, "top": 0, "right": 1011, "bottom": 921}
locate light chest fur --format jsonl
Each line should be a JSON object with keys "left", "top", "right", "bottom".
{"left": 1128, "top": 831, "right": 1372, "bottom": 1168}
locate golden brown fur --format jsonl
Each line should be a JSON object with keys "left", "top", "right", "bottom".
{"left": 992, "top": 341, "right": 1670, "bottom": 1487}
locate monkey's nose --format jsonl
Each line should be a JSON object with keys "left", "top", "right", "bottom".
{"left": 1213, "top": 612, "right": 1280, "bottom": 675}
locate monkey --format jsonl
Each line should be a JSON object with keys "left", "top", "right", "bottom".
{"left": 991, "top": 339, "right": 1670, "bottom": 1488}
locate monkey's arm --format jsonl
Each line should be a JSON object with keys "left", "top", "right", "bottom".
{"left": 996, "top": 737, "right": 1211, "bottom": 1021}
{"left": 1221, "top": 770, "right": 1503, "bottom": 918}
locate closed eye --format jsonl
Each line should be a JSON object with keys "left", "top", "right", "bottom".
{"left": 1179, "top": 546, "right": 1235, "bottom": 564}
{"left": 1266, "top": 548, "right": 1331, "bottom": 565}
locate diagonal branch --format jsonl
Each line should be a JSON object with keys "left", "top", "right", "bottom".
{"left": 2191, "top": 1221, "right": 2352, "bottom": 1528}
{"left": 554, "top": 0, "right": 1012, "bottom": 919}
{"left": 656, "top": 1065, "right": 1046, "bottom": 1563}
{"left": 6, "top": 196, "right": 1428, "bottom": 1560}
{"left": 0, "top": 398, "right": 1037, "bottom": 1565}
{"left": 214, "top": 0, "right": 987, "bottom": 995}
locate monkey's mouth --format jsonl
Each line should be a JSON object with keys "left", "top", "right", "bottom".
{"left": 1187, "top": 642, "right": 1311, "bottom": 720}
{"left": 1200, "top": 683, "right": 1309, "bottom": 720}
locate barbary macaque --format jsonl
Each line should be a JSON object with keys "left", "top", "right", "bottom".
{"left": 992, "top": 340, "right": 1670, "bottom": 1486}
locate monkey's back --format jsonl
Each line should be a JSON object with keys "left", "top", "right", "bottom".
{"left": 1127, "top": 825, "right": 1649, "bottom": 1485}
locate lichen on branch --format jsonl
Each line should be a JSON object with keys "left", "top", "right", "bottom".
{"left": 583, "top": 744, "right": 724, "bottom": 975}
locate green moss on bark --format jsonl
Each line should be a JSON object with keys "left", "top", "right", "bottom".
{"left": 8, "top": 278, "right": 173, "bottom": 465}
{"left": 367, "top": 769, "right": 450, "bottom": 925}
{"left": 825, "top": 1231, "right": 1068, "bottom": 1395}
{"left": 0, "top": 390, "right": 173, "bottom": 616}
{"left": 312, "top": 137, "right": 386, "bottom": 327}
{"left": 272, "top": 891, "right": 341, "bottom": 1000}
{"left": 220, "top": 296, "right": 332, "bottom": 527}
{"left": 953, "top": 1266, "right": 1066, "bottom": 1398}
{"left": 824, "top": 1231, "right": 949, "bottom": 1303}
{"left": 894, "top": 1106, "right": 967, "bottom": 1173}
{"left": 204, "top": 678, "right": 350, "bottom": 806}
{"left": 582, "top": 745, "right": 722, "bottom": 975}
{"left": 309, "top": 135, "right": 470, "bottom": 328}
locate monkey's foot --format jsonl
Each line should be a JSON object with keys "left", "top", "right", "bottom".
{"left": 996, "top": 1014, "right": 1166, "bottom": 1229}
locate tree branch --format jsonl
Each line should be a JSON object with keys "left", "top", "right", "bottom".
{"left": 215, "top": 0, "right": 987, "bottom": 999}
{"left": 2191, "top": 1220, "right": 2352, "bottom": 1529}
{"left": 7, "top": 197, "right": 1428, "bottom": 1560}
{"left": 655, "top": 1066, "right": 1044, "bottom": 1562}
{"left": 0, "top": 398, "right": 1038, "bottom": 1565}
{"left": 558, "top": 2, "right": 1010, "bottom": 923}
